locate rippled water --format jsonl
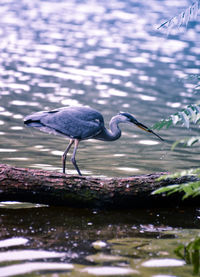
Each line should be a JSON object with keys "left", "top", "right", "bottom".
{"left": 0, "top": 0, "right": 200, "bottom": 276}
{"left": 0, "top": 0, "right": 199, "bottom": 176}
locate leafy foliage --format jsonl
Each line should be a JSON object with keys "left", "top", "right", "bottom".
{"left": 152, "top": 168, "right": 200, "bottom": 200}
{"left": 158, "top": 0, "right": 199, "bottom": 34}
{"left": 175, "top": 237, "right": 200, "bottom": 275}
{"left": 152, "top": 104, "right": 200, "bottom": 130}
{"left": 153, "top": 180, "right": 200, "bottom": 199}
{"left": 154, "top": 1, "right": 200, "bottom": 204}
{"left": 171, "top": 136, "right": 200, "bottom": 149}
{"left": 153, "top": 104, "right": 200, "bottom": 148}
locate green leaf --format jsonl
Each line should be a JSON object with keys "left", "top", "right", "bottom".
{"left": 152, "top": 184, "right": 180, "bottom": 195}
{"left": 192, "top": 238, "right": 200, "bottom": 250}
{"left": 187, "top": 107, "right": 198, "bottom": 122}
{"left": 185, "top": 246, "right": 192, "bottom": 264}
{"left": 171, "top": 136, "right": 200, "bottom": 149}
{"left": 156, "top": 168, "right": 200, "bottom": 181}
{"left": 179, "top": 111, "right": 190, "bottom": 128}
{"left": 154, "top": 181, "right": 200, "bottom": 200}
{"left": 154, "top": 168, "right": 200, "bottom": 200}
{"left": 192, "top": 250, "right": 199, "bottom": 274}
{"left": 182, "top": 181, "right": 200, "bottom": 199}
{"left": 175, "top": 237, "right": 200, "bottom": 274}
{"left": 174, "top": 245, "right": 185, "bottom": 260}
{"left": 153, "top": 104, "right": 200, "bottom": 130}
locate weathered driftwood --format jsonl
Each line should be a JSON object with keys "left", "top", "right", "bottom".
{"left": 0, "top": 163, "right": 199, "bottom": 208}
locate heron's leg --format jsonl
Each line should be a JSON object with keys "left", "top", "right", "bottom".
{"left": 62, "top": 139, "right": 74, "bottom": 174}
{"left": 71, "top": 139, "right": 82, "bottom": 176}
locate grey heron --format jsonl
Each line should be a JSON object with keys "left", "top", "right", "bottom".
{"left": 24, "top": 106, "right": 163, "bottom": 176}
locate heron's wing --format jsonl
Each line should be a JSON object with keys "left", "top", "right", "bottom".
{"left": 25, "top": 107, "right": 104, "bottom": 140}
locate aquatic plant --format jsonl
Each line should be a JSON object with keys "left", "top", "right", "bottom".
{"left": 153, "top": 3, "right": 200, "bottom": 201}
{"left": 171, "top": 136, "right": 200, "bottom": 150}
{"left": 153, "top": 104, "right": 200, "bottom": 130}
{"left": 153, "top": 104, "right": 200, "bottom": 148}
{"left": 175, "top": 237, "right": 200, "bottom": 275}
{"left": 153, "top": 168, "right": 200, "bottom": 200}
{"left": 158, "top": 0, "right": 199, "bottom": 34}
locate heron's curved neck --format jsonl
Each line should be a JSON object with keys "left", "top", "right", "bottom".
{"left": 103, "top": 115, "right": 122, "bottom": 141}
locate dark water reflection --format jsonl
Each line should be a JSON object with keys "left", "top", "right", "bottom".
{"left": 0, "top": 0, "right": 200, "bottom": 275}
{"left": 0, "top": 204, "right": 200, "bottom": 276}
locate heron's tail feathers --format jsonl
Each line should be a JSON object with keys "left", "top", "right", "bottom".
{"left": 24, "top": 119, "right": 42, "bottom": 127}
{"left": 24, "top": 111, "right": 47, "bottom": 127}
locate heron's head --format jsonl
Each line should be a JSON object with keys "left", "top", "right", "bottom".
{"left": 118, "top": 112, "right": 164, "bottom": 141}
{"left": 118, "top": 112, "right": 139, "bottom": 124}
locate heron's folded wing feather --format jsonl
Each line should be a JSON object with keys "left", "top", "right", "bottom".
{"left": 40, "top": 110, "right": 103, "bottom": 139}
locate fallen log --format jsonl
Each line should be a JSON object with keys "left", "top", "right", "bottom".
{"left": 0, "top": 163, "right": 199, "bottom": 208}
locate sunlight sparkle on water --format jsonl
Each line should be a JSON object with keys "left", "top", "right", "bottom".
{"left": 0, "top": 201, "right": 48, "bottom": 209}
{"left": 10, "top": 100, "right": 38, "bottom": 106}
{"left": 92, "top": 240, "right": 107, "bottom": 249}
{"left": 166, "top": 102, "right": 181, "bottom": 108}
{"left": 100, "top": 68, "right": 131, "bottom": 77}
{"left": 138, "top": 94, "right": 157, "bottom": 101}
{"left": 51, "top": 150, "right": 63, "bottom": 156}
{"left": 0, "top": 262, "right": 73, "bottom": 277}
{"left": 0, "top": 250, "right": 66, "bottom": 262}
{"left": 10, "top": 126, "right": 23, "bottom": 130}
{"left": 142, "top": 258, "right": 185, "bottom": 267}
{"left": 108, "top": 88, "right": 128, "bottom": 97}
{"left": 61, "top": 99, "right": 81, "bottom": 106}
{"left": 0, "top": 149, "right": 17, "bottom": 152}
{"left": 0, "top": 238, "right": 28, "bottom": 248}
{"left": 13, "top": 114, "right": 23, "bottom": 119}
{"left": 6, "top": 157, "right": 29, "bottom": 161}
{"left": 139, "top": 140, "right": 160, "bottom": 145}
{"left": 128, "top": 56, "right": 149, "bottom": 63}
{"left": 0, "top": 82, "right": 30, "bottom": 91}
{"left": 117, "top": 167, "right": 139, "bottom": 172}
{"left": 82, "top": 266, "right": 138, "bottom": 276}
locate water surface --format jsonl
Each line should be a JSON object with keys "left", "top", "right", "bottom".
{"left": 0, "top": 0, "right": 199, "bottom": 176}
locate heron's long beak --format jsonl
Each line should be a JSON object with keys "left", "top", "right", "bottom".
{"left": 131, "top": 119, "right": 164, "bottom": 141}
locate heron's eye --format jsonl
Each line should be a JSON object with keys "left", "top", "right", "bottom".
{"left": 94, "top": 119, "right": 100, "bottom": 123}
